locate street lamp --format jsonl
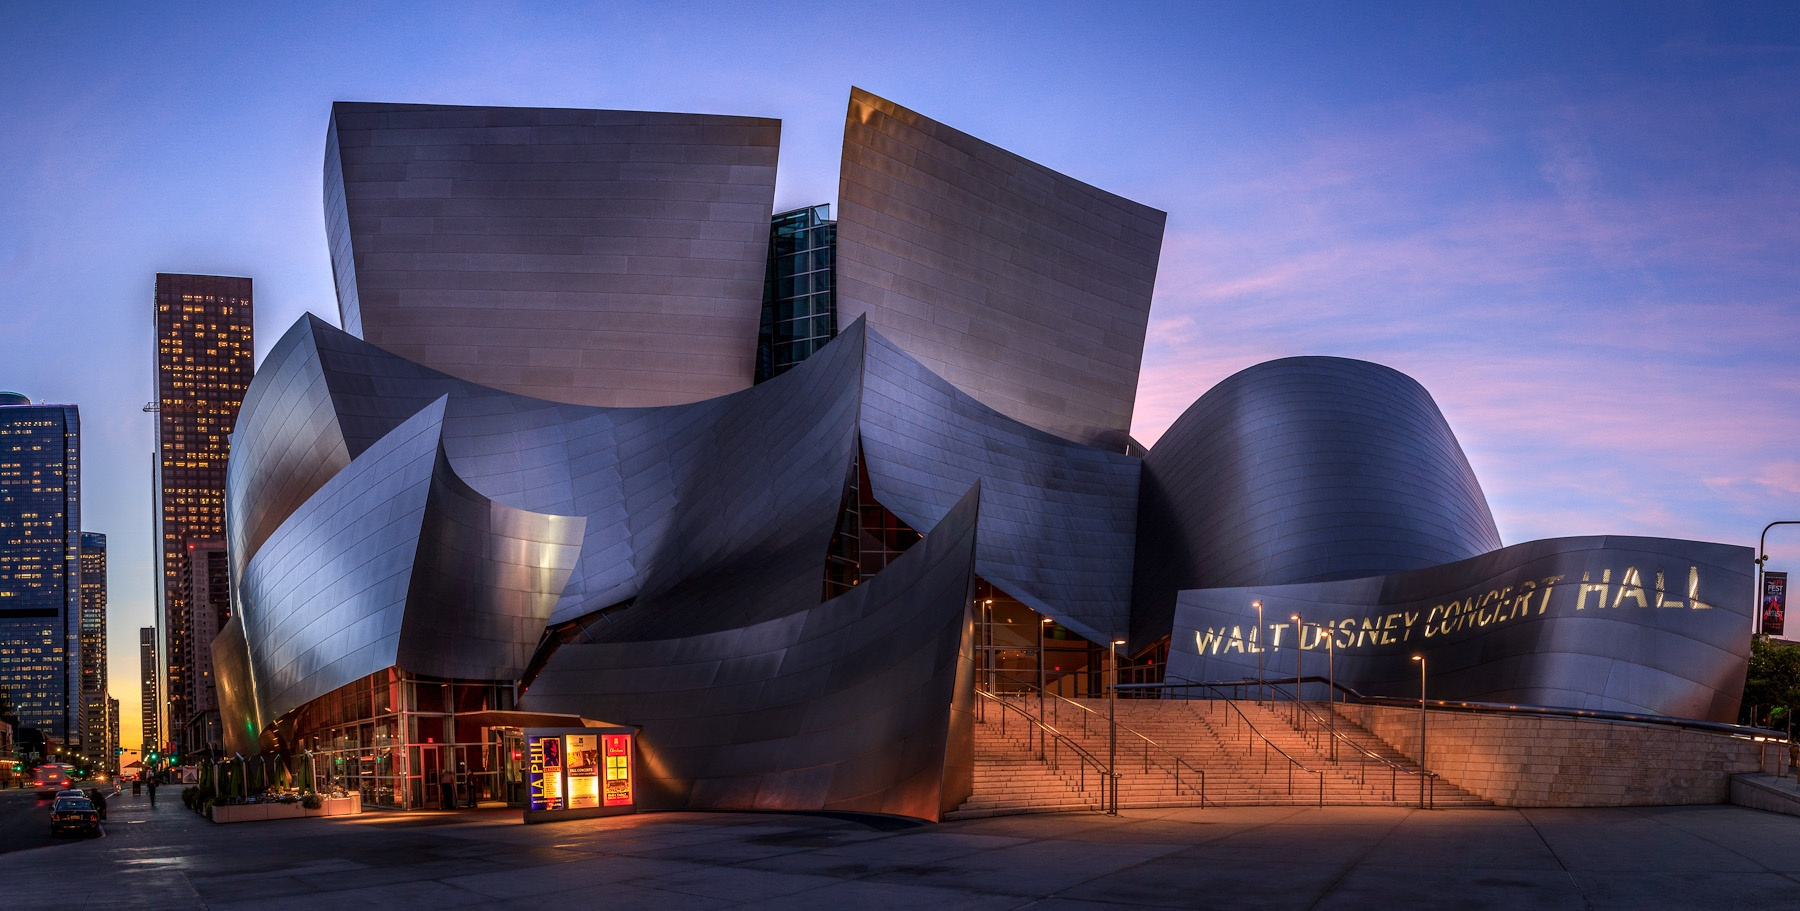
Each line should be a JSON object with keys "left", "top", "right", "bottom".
{"left": 1757, "top": 521, "right": 1799, "bottom": 636}
{"left": 1290, "top": 611, "right": 1304, "bottom": 726}
{"left": 1325, "top": 625, "right": 1337, "bottom": 761}
{"left": 983, "top": 598, "right": 995, "bottom": 694}
{"left": 1038, "top": 617, "right": 1053, "bottom": 758}
{"left": 1411, "top": 654, "right": 1427, "bottom": 808}
{"left": 1109, "top": 637, "right": 1125, "bottom": 815}
{"left": 1253, "top": 600, "right": 1264, "bottom": 703}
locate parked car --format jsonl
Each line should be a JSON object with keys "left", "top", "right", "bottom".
{"left": 50, "top": 796, "right": 99, "bottom": 837}
{"left": 54, "top": 789, "right": 85, "bottom": 800}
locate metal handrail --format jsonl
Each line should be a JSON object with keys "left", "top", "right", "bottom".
{"left": 1121, "top": 676, "right": 1793, "bottom": 742}
{"left": 985, "top": 671, "right": 1207, "bottom": 806}
{"left": 1113, "top": 678, "right": 1324, "bottom": 806}
{"left": 1256, "top": 679, "right": 1438, "bottom": 806}
{"left": 975, "top": 688, "right": 1113, "bottom": 811}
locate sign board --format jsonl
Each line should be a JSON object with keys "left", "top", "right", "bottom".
{"left": 523, "top": 726, "right": 636, "bottom": 823}
{"left": 1766, "top": 572, "right": 1788, "bottom": 638}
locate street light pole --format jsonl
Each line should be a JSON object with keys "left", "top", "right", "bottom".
{"left": 1038, "top": 616, "right": 1051, "bottom": 759}
{"left": 1253, "top": 600, "right": 1264, "bottom": 704}
{"left": 1326, "top": 628, "right": 1336, "bottom": 762}
{"left": 1290, "top": 611, "right": 1304, "bottom": 727}
{"left": 1108, "top": 638, "right": 1124, "bottom": 815}
{"left": 1411, "top": 654, "right": 1427, "bottom": 809}
{"left": 1757, "top": 522, "right": 1800, "bottom": 636}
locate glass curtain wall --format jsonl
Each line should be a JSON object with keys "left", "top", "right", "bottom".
{"left": 286, "top": 668, "right": 514, "bottom": 809}
{"left": 755, "top": 205, "right": 837, "bottom": 382}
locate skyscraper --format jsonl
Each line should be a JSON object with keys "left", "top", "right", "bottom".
{"left": 139, "top": 627, "right": 158, "bottom": 753}
{"left": 78, "top": 531, "right": 106, "bottom": 764}
{"left": 179, "top": 540, "right": 228, "bottom": 749}
{"left": 0, "top": 392, "right": 80, "bottom": 744}
{"left": 153, "top": 273, "right": 252, "bottom": 754}
{"left": 106, "top": 695, "right": 120, "bottom": 774}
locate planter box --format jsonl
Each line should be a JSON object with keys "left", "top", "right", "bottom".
{"left": 307, "top": 795, "right": 361, "bottom": 817}
{"left": 210, "top": 795, "right": 359, "bottom": 823}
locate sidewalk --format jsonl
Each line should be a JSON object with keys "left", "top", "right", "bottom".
{"left": 4, "top": 798, "right": 1799, "bottom": 910}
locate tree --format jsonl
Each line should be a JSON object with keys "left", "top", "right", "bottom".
{"left": 1741, "top": 635, "right": 1800, "bottom": 728}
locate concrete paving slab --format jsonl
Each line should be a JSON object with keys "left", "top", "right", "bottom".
{"left": 6, "top": 791, "right": 1800, "bottom": 910}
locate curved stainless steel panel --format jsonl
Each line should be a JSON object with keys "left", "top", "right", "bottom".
{"left": 225, "top": 316, "right": 352, "bottom": 586}
{"left": 395, "top": 448, "right": 585, "bottom": 681}
{"left": 237, "top": 398, "right": 446, "bottom": 723}
{"left": 858, "top": 324, "right": 1138, "bottom": 644}
{"left": 327, "top": 102, "right": 780, "bottom": 408}
{"left": 211, "top": 614, "right": 258, "bottom": 756}
{"left": 236, "top": 396, "right": 583, "bottom": 726}
{"left": 1133, "top": 356, "right": 1503, "bottom": 647}
{"left": 837, "top": 88, "right": 1165, "bottom": 447}
{"left": 1165, "top": 536, "right": 1754, "bottom": 721}
{"left": 521, "top": 484, "right": 980, "bottom": 820}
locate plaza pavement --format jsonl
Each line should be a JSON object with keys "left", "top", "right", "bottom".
{"left": 8, "top": 787, "right": 1800, "bottom": 910}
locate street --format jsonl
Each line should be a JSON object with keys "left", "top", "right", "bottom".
{"left": 0, "top": 781, "right": 116, "bottom": 854}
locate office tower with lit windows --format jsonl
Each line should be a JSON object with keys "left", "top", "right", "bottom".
{"left": 139, "top": 626, "right": 159, "bottom": 753}
{"left": 179, "top": 540, "right": 229, "bottom": 749}
{"left": 106, "top": 695, "right": 120, "bottom": 773}
{"left": 78, "top": 531, "right": 106, "bottom": 764}
{"left": 154, "top": 273, "right": 252, "bottom": 754}
{"left": 0, "top": 392, "right": 81, "bottom": 744}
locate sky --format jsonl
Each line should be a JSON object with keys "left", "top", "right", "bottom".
{"left": 1, "top": 2, "right": 1797, "bottom": 754}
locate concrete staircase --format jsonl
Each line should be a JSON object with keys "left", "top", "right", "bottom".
{"left": 949, "top": 694, "right": 1489, "bottom": 817}
{"left": 944, "top": 706, "right": 1103, "bottom": 820}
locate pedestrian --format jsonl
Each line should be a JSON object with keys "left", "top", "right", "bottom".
{"left": 437, "top": 768, "right": 454, "bottom": 811}
{"left": 88, "top": 786, "right": 107, "bottom": 820}
{"left": 147, "top": 776, "right": 158, "bottom": 806}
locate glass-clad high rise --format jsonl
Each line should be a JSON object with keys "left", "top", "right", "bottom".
{"left": 755, "top": 205, "right": 837, "bottom": 382}
{"left": 154, "top": 272, "right": 253, "bottom": 754}
{"left": 0, "top": 392, "right": 80, "bottom": 743}
{"left": 78, "top": 531, "right": 107, "bottom": 764}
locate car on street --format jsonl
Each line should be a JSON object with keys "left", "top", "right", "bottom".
{"left": 49, "top": 796, "right": 99, "bottom": 837}
{"left": 33, "top": 765, "right": 72, "bottom": 797}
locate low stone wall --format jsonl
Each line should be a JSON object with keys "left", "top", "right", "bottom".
{"left": 1730, "top": 774, "right": 1800, "bottom": 816}
{"left": 1335, "top": 703, "right": 1772, "bottom": 807}
{"left": 210, "top": 794, "right": 362, "bottom": 823}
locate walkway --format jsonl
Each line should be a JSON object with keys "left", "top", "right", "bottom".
{"left": 6, "top": 788, "right": 1800, "bottom": 910}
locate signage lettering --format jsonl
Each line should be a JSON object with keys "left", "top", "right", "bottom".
{"left": 1194, "top": 564, "right": 1716, "bottom": 657}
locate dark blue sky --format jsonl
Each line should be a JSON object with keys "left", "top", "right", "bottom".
{"left": 2, "top": 2, "right": 1796, "bottom": 744}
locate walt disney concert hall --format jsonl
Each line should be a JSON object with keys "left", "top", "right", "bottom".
{"left": 215, "top": 89, "right": 1755, "bottom": 820}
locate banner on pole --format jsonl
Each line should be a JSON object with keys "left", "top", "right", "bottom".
{"left": 1765, "top": 572, "right": 1787, "bottom": 637}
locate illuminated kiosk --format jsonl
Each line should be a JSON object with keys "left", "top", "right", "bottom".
{"left": 523, "top": 726, "right": 636, "bottom": 823}
{"left": 213, "top": 90, "right": 1756, "bottom": 822}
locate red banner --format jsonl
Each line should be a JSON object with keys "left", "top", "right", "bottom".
{"left": 1765, "top": 572, "right": 1787, "bottom": 637}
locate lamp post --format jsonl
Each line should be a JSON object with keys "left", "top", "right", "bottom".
{"left": 1757, "top": 522, "right": 1800, "bottom": 635}
{"left": 983, "top": 599, "right": 995, "bottom": 694}
{"left": 1411, "top": 654, "right": 1427, "bottom": 808}
{"left": 1109, "top": 637, "right": 1124, "bottom": 815}
{"left": 1039, "top": 617, "right": 1053, "bottom": 759}
{"left": 1326, "top": 626, "right": 1336, "bottom": 761}
{"left": 1290, "top": 611, "right": 1304, "bottom": 727}
{"left": 1253, "top": 600, "right": 1264, "bottom": 703}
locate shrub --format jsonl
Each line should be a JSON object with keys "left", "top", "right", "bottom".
{"left": 301, "top": 793, "right": 322, "bottom": 810}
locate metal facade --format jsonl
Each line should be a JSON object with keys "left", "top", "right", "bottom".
{"left": 1166, "top": 536, "right": 1754, "bottom": 721}
{"left": 1132, "top": 356, "right": 1504, "bottom": 647}
{"left": 860, "top": 328, "right": 1139, "bottom": 644}
{"left": 326, "top": 103, "right": 780, "bottom": 408}
{"left": 837, "top": 88, "right": 1165, "bottom": 448}
{"left": 213, "top": 92, "right": 1759, "bottom": 812}
{"left": 521, "top": 485, "right": 980, "bottom": 820}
